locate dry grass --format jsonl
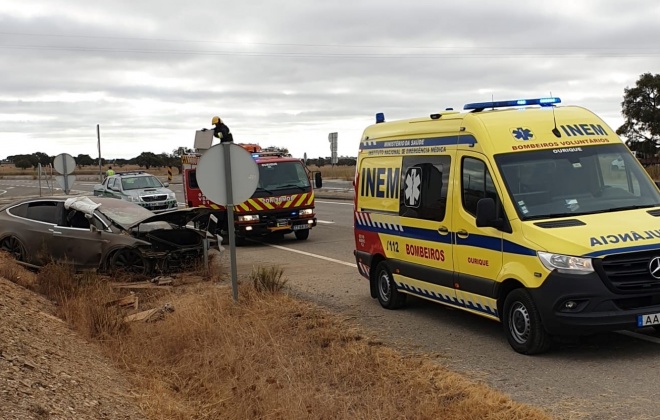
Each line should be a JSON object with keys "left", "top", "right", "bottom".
{"left": 0, "top": 252, "right": 37, "bottom": 289}
{"left": 0, "top": 163, "right": 170, "bottom": 177}
{"left": 249, "top": 265, "right": 287, "bottom": 292}
{"left": 0, "top": 258, "right": 551, "bottom": 419}
{"left": 309, "top": 165, "right": 356, "bottom": 181}
{"left": 106, "top": 285, "right": 550, "bottom": 420}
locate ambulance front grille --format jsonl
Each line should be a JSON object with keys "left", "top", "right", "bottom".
{"left": 597, "top": 251, "right": 660, "bottom": 293}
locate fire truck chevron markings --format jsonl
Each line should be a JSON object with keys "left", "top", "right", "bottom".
{"left": 263, "top": 243, "right": 354, "bottom": 267}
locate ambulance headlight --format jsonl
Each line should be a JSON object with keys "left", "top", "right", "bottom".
{"left": 238, "top": 215, "right": 259, "bottom": 222}
{"left": 537, "top": 252, "right": 593, "bottom": 275}
{"left": 299, "top": 208, "right": 313, "bottom": 216}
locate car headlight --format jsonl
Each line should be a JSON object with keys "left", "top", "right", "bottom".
{"left": 537, "top": 251, "right": 593, "bottom": 275}
{"left": 167, "top": 192, "right": 176, "bottom": 200}
{"left": 238, "top": 214, "right": 259, "bottom": 222}
{"left": 127, "top": 196, "right": 141, "bottom": 202}
{"left": 299, "top": 208, "right": 314, "bottom": 216}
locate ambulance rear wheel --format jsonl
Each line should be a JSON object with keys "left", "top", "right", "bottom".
{"left": 375, "top": 261, "right": 406, "bottom": 309}
{"left": 294, "top": 229, "right": 309, "bottom": 240}
{"left": 502, "top": 289, "right": 551, "bottom": 355}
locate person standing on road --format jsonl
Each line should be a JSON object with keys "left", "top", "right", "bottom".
{"left": 106, "top": 166, "right": 115, "bottom": 177}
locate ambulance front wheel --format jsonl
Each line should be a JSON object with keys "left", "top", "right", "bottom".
{"left": 375, "top": 261, "right": 406, "bottom": 309}
{"left": 502, "top": 289, "right": 551, "bottom": 355}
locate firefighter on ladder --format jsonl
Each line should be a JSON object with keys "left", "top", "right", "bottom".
{"left": 208, "top": 116, "right": 233, "bottom": 143}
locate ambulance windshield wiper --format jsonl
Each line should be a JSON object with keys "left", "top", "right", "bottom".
{"left": 525, "top": 211, "right": 593, "bottom": 220}
{"left": 591, "top": 204, "right": 657, "bottom": 214}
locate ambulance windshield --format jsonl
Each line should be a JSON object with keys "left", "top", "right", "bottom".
{"left": 255, "top": 161, "right": 310, "bottom": 195}
{"left": 495, "top": 144, "right": 660, "bottom": 220}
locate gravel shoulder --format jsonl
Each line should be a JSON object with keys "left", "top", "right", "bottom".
{"left": 0, "top": 276, "right": 145, "bottom": 420}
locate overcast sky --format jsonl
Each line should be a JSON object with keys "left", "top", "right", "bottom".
{"left": 1, "top": 0, "right": 659, "bottom": 161}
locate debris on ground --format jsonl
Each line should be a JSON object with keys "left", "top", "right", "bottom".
{"left": 123, "top": 303, "right": 175, "bottom": 323}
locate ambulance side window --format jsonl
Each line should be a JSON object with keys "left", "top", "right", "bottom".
{"left": 399, "top": 156, "right": 450, "bottom": 222}
{"left": 462, "top": 158, "right": 500, "bottom": 217}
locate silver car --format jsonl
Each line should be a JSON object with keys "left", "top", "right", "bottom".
{"left": 93, "top": 171, "right": 177, "bottom": 213}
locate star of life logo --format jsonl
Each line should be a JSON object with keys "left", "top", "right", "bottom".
{"left": 404, "top": 167, "right": 421, "bottom": 208}
{"left": 511, "top": 127, "right": 534, "bottom": 141}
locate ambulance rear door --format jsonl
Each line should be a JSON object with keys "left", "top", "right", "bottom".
{"left": 397, "top": 150, "right": 457, "bottom": 304}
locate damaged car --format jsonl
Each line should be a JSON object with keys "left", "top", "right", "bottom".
{"left": 0, "top": 196, "right": 212, "bottom": 274}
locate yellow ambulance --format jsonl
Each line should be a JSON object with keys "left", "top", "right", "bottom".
{"left": 353, "top": 97, "right": 660, "bottom": 354}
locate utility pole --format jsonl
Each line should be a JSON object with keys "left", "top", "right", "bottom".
{"left": 97, "top": 124, "right": 102, "bottom": 181}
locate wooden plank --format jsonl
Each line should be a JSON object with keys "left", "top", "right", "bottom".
{"left": 124, "top": 308, "right": 159, "bottom": 323}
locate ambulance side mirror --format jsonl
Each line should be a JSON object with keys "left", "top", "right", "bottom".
{"left": 315, "top": 172, "right": 322, "bottom": 188}
{"left": 476, "top": 198, "right": 504, "bottom": 229}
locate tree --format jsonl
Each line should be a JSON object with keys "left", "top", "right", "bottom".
{"left": 14, "top": 159, "right": 31, "bottom": 170}
{"left": 76, "top": 154, "right": 95, "bottom": 167}
{"left": 135, "top": 152, "right": 163, "bottom": 170}
{"left": 33, "top": 152, "right": 51, "bottom": 168}
{"left": 617, "top": 72, "right": 660, "bottom": 155}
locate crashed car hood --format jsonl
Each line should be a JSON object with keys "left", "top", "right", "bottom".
{"left": 127, "top": 207, "right": 211, "bottom": 229}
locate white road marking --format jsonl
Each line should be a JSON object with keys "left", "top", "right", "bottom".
{"left": 316, "top": 200, "right": 353, "bottom": 206}
{"left": 263, "top": 243, "right": 354, "bottom": 267}
{"left": 7, "top": 187, "right": 14, "bottom": 189}
{"left": 316, "top": 220, "right": 335, "bottom": 224}
{"left": 617, "top": 330, "right": 660, "bottom": 345}
{"left": 0, "top": 189, "right": 6, "bottom": 195}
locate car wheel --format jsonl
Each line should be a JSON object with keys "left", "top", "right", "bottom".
{"left": 109, "top": 248, "right": 148, "bottom": 275}
{"left": 294, "top": 229, "right": 309, "bottom": 240}
{"left": 0, "top": 236, "right": 26, "bottom": 261}
{"left": 375, "top": 261, "right": 406, "bottom": 309}
{"left": 502, "top": 289, "right": 551, "bottom": 355}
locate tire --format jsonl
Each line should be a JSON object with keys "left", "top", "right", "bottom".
{"left": 374, "top": 261, "right": 406, "bottom": 309}
{"left": 0, "top": 236, "right": 26, "bottom": 262}
{"left": 502, "top": 289, "right": 551, "bottom": 355}
{"left": 235, "top": 235, "right": 248, "bottom": 246}
{"left": 294, "top": 229, "right": 310, "bottom": 240}
{"left": 109, "top": 248, "right": 148, "bottom": 275}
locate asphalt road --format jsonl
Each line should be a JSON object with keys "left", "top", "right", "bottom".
{"left": 2, "top": 178, "right": 660, "bottom": 419}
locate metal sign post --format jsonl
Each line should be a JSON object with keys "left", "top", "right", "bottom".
{"left": 196, "top": 141, "right": 259, "bottom": 303}
{"left": 223, "top": 143, "right": 239, "bottom": 302}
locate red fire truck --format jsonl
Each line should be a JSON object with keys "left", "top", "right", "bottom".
{"left": 182, "top": 144, "right": 322, "bottom": 243}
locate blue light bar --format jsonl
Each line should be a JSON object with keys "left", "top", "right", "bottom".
{"left": 376, "top": 112, "right": 385, "bottom": 123}
{"left": 463, "top": 97, "right": 561, "bottom": 111}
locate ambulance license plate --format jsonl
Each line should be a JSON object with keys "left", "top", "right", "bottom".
{"left": 276, "top": 219, "right": 290, "bottom": 227}
{"left": 292, "top": 224, "right": 309, "bottom": 231}
{"left": 637, "top": 312, "right": 660, "bottom": 327}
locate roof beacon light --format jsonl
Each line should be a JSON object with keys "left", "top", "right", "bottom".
{"left": 463, "top": 97, "right": 561, "bottom": 111}
{"left": 376, "top": 112, "right": 385, "bottom": 124}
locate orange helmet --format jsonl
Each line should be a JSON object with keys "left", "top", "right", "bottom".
{"left": 211, "top": 116, "right": 221, "bottom": 125}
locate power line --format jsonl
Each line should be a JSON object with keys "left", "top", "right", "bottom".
{"left": 0, "top": 44, "right": 658, "bottom": 58}
{"left": 0, "top": 31, "right": 657, "bottom": 52}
